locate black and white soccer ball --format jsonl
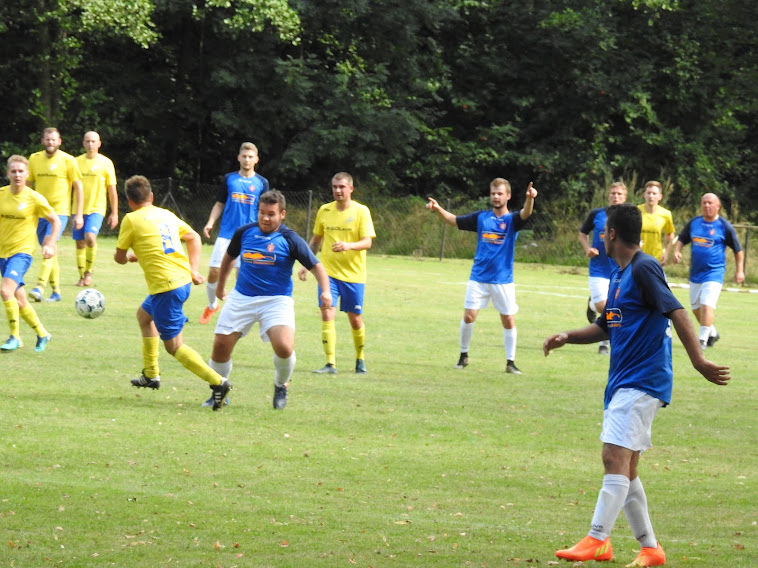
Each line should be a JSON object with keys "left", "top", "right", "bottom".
{"left": 75, "top": 289, "right": 106, "bottom": 319}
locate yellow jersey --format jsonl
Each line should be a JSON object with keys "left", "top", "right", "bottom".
{"left": 313, "top": 200, "right": 375, "bottom": 283}
{"left": 76, "top": 153, "right": 117, "bottom": 215}
{"left": 116, "top": 205, "right": 193, "bottom": 295}
{"left": 638, "top": 204, "right": 675, "bottom": 261}
{"left": 27, "top": 150, "right": 82, "bottom": 215}
{"left": 0, "top": 185, "right": 54, "bottom": 257}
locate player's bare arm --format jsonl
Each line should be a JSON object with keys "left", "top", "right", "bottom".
{"left": 73, "top": 179, "right": 84, "bottom": 230}
{"left": 669, "top": 308, "right": 730, "bottom": 385}
{"left": 311, "top": 262, "right": 333, "bottom": 310}
{"left": 519, "top": 182, "right": 538, "bottom": 221}
{"left": 543, "top": 323, "right": 607, "bottom": 356}
{"left": 182, "top": 230, "right": 205, "bottom": 284}
{"left": 41, "top": 213, "right": 61, "bottom": 259}
{"left": 203, "top": 201, "right": 225, "bottom": 238}
{"left": 215, "top": 253, "right": 235, "bottom": 301}
{"left": 579, "top": 232, "right": 599, "bottom": 258}
{"left": 332, "top": 235, "right": 373, "bottom": 253}
{"left": 107, "top": 184, "right": 119, "bottom": 229}
{"left": 735, "top": 250, "right": 745, "bottom": 283}
{"left": 426, "top": 197, "right": 457, "bottom": 226}
{"left": 298, "top": 235, "right": 325, "bottom": 280}
{"left": 673, "top": 240, "right": 684, "bottom": 264}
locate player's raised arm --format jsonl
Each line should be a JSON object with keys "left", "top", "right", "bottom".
{"left": 520, "top": 182, "right": 538, "bottom": 220}
{"left": 426, "top": 197, "right": 457, "bottom": 226}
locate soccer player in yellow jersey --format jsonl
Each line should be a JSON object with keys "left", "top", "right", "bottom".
{"left": 0, "top": 156, "right": 59, "bottom": 352}
{"left": 114, "top": 175, "right": 231, "bottom": 410}
{"left": 638, "top": 180, "right": 675, "bottom": 266}
{"left": 74, "top": 131, "right": 119, "bottom": 287}
{"left": 298, "top": 172, "right": 376, "bottom": 375}
{"left": 27, "top": 127, "right": 84, "bottom": 302}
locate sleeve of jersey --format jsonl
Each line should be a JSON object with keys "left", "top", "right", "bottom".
{"left": 33, "top": 192, "right": 54, "bottom": 218}
{"left": 360, "top": 207, "right": 376, "bottom": 238}
{"left": 283, "top": 227, "right": 319, "bottom": 270}
{"left": 261, "top": 175, "right": 270, "bottom": 192}
{"left": 215, "top": 176, "right": 230, "bottom": 204}
{"left": 116, "top": 216, "right": 134, "bottom": 250}
{"left": 512, "top": 211, "right": 528, "bottom": 231}
{"left": 634, "top": 257, "right": 683, "bottom": 316}
{"left": 678, "top": 220, "right": 692, "bottom": 244}
{"left": 176, "top": 217, "right": 193, "bottom": 238}
{"left": 226, "top": 224, "right": 251, "bottom": 259}
{"left": 580, "top": 210, "right": 596, "bottom": 234}
{"left": 69, "top": 157, "right": 83, "bottom": 180}
{"left": 106, "top": 160, "right": 117, "bottom": 185}
{"left": 723, "top": 220, "right": 742, "bottom": 252}
{"left": 456, "top": 211, "right": 480, "bottom": 232}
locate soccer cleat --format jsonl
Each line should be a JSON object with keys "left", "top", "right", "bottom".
{"left": 201, "top": 393, "right": 229, "bottom": 407}
{"left": 598, "top": 344, "right": 610, "bottom": 355}
{"left": 453, "top": 353, "right": 469, "bottom": 369}
{"left": 313, "top": 363, "right": 337, "bottom": 374}
{"left": 626, "top": 543, "right": 666, "bottom": 567}
{"left": 707, "top": 331, "right": 720, "bottom": 347}
{"left": 210, "top": 379, "right": 232, "bottom": 411}
{"left": 199, "top": 305, "right": 220, "bottom": 324}
{"left": 28, "top": 288, "right": 43, "bottom": 302}
{"left": 82, "top": 272, "right": 93, "bottom": 287}
{"left": 355, "top": 359, "right": 367, "bottom": 374}
{"left": 700, "top": 339, "right": 708, "bottom": 352}
{"left": 131, "top": 371, "right": 161, "bottom": 389}
{"left": 273, "top": 383, "right": 289, "bottom": 410}
{"left": 586, "top": 297, "right": 596, "bottom": 324}
{"left": 1, "top": 335, "right": 23, "bottom": 352}
{"left": 505, "top": 360, "right": 523, "bottom": 375}
{"left": 556, "top": 535, "right": 613, "bottom": 562}
{"left": 34, "top": 334, "right": 52, "bottom": 352}
{"left": 45, "top": 292, "right": 62, "bottom": 302}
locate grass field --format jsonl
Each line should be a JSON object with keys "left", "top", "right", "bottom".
{"left": 2, "top": 240, "right": 756, "bottom": 567}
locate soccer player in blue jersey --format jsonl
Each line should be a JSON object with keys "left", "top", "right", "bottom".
{"left": 427, "top": 178, "right": 537, "bottom": 374}
{"left": 199, "top": 142, "right": 269, "bottom": 325}
{"left": 673, "top": 193, "right": 744, "bottom": 350}
{"left": 579, "top": 181, "right": 627, "bottom": 355}
{"left": 206, "top": 190, "right": 332, "bottom": 410}
{"left": 543, "top": 203, "right": 730, "bottom": 568}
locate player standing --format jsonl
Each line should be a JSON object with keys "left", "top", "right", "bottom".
{"left": 673, "top": 193, "right": 744, "bottom": 350}
{"left": 426, "top": 178, "right": 537, "bottom": 374}
{"left": 199, "top": 142, "right": 269, "bottom": 325}
{"left": 114, "top": 175, "right": 231, "bottom": 410}
{"left": 74, "top": 131, "right": 119, "bottom": 287}
{"left": 638, "top": 181, "right": 675, "bottom": 266}
{"left": 0, "top": 156, "right": 58, "bottom": 352}
{"left": 207, "top": 190, "right": 332, "bottom": 409}
{"left": 544, "top": 203, "right": 730, "bottom": 567}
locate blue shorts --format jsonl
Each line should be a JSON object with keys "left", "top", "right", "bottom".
{"left": 72, "top": 213, "right": 105, "bottom": 240}
{"left": 36, "top": 215, "right": 69, "bottom": 245}
{"left": 318, "top": 277, "right": 364, "bottom": 314}
{"left": 141, "top": 283, "right": 191, "bottom": 341}
{"left": 0, "top": 254, "right": 33, "bottom": 288}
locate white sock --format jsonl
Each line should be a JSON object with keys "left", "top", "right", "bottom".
{"left": 710, "top": 324, "right": 717, "bottom": 337}
{"left": 699, "top": 325, "right": 710, "bottom": 343}
{"left": 209, "top": 358, "right": 232, "bottom": 379}
{"left": 589, "top": 299, "right": 597, "bottom": 312}
{"left": 274, "top": 352, "right": 296, "bottom": 387}
{"left": 600, "top": 339, "right": 610, "bottom": 348}
{"left": 588, "top": 474, "right": 630, "bottom": 541}
{"left": 460, "top": 321, "right": 474, "bottom": 353}
{"left": 623, "top": 477, "right": 657, "bottom": 548}
{"left": 504, "top": 327, "right": 517, "bottom": 361}
{"left": 206, "top": 281, "right": 218, "bottom": 309}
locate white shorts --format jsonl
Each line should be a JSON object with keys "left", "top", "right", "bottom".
{"left": 600, "top": 388, "right": 664, "bottom": 452}
{"left": 689, "top": 281, "right": 722, "bottom": 310}
{"left": 588, "top": 276, "right": 611, "bottom": 306}
{"left": 214, "top": 289, "right": 295, "bottom": 342}
{"left": 209, "top": 237, "right": 241, "bottom": 269}
{"left": 464, "top": 280, "right": 518, "bottom": 316}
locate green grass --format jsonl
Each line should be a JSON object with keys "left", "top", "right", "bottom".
{"left": 2, "top": 240, "right": 756, "bottom": 567}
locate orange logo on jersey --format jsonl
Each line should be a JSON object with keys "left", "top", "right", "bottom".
{"left": 692, "top": 236, "right": 714, "bottom": 248}
{"left": 242, "top": 251, "right": 275, "bottom": 265}
{"left": 231, "top": 191, "right": 256, "bottom": 204}
{"left": 482, "top": 231, "right": 505, "bottom": 245}
{"left": 606, "top": 308, "right": 622, "bottom": 327}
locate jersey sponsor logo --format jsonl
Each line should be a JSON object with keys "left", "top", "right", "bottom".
{"left": 242, "top": 250, "right": 275, "bottom": 265}
{"left": 18, "top": 202, "right": 28, "bottom": 210}
{"left": 481, "top": 231, "right": 506, "bottom": 245}
{"left": 692, "top": 236, "right": 714, "bottom": 248}
{"left": 231, "top": 191, "right": 256, "bottom": 204}
{"left": 266, "top": 243, "right": 275, "bottom": 252}
{"left": 605, "top": 308, "right": 622, "bottom": 327}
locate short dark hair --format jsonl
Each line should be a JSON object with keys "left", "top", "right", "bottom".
{"left": 259, "top": 189, "right": 286, "bottom": 211}
{"left": 606, "top": 203, "right": 641, "bottom": 246}
{"left": 125, "top": 175, "right": 152, "bottom": 203}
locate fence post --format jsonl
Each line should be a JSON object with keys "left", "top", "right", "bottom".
{"left": 306, "top": 190, "right": 313, "bottom": 242}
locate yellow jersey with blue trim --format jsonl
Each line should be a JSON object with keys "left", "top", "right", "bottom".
{"left": 27, "top": 150, "right": 82, "bottom": 215}
{"left": 313, "top": 200, "right": 375, "bottom": 283}
{"left": 116, "top": 205, "right": 193, "bottom": 295}
{"left": 76, "top": 153, "right": 117, "bottom": 215}
{"left": 0, "top": 185, "right": 55, "bottom": 257}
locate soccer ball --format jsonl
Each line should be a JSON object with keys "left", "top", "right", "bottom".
{"left": 75, "top": 289, "right": 106, "bottom": 319}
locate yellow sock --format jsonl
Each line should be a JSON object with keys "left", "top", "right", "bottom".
{"left": 352, "top": 325, "right": 365, "bottom": 360}
{"left": 85, "top": 244, "right": 97, "bottom": 273}
{"left": 142, "top": 336, "right": 161, "bottom": 378}
{"left": 37, "top": 256, "right": 54, "bottom": 290}
{"left": 4, "top": 298, "right": 20, "bottom": 338}
{"left": 19, "top": 304, "right": 47, "bottom": 337}
{"left": 174, "top": 344, "right": 223, "bottom": 385}
{"left": 49, "top": 257, "right": 60, "bottom": 293}
{"left": 76, "top": 247, "right": 86, "bottom": 278}
{"left": 321, "top": 320, "right": 337, "bottom": 365}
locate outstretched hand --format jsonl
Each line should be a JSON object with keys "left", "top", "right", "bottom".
{"left": 543, "top": 332, "right": 568, "bottom": 356}
{"left": 526, "top": 182, "right": 538, "bottom": 199}
{"left": 694, "top": 359, "right": 731, "bottom": 386}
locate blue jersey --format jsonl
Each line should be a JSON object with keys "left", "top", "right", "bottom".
{"left": 580, "top": 207, "right": 618, "bottom": 278}
{"left": 678, "top": 216, "right": 741, "bottom": 284}
{"left": 598, "top": 251, "right": 683, "bottom": 408}
{"left": 216, "top": 172, "right": 269, "bottom": 239}
{"left": 457, "top": 210, "right": 526, "bottom": 284}
{"left": 227, "top": 222, "right": 318, "bottom": 297}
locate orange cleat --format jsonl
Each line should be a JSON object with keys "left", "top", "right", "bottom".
{"left": 626, "top": 543, "right": 666, "bottom": 567}
{"left": 199, "top": 305, "right": 220, "bottom": 324}
{"left": 556, "top": 535, "right": 613, "bottom": 562}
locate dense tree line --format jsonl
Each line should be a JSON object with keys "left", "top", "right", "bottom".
{"left": 1, "top": 0, "right": 756, "bottom": 215}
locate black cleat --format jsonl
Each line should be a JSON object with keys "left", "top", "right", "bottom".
{"left": 313, "top": 363, "right": 337, "bottom": 374}
{"left": 598, "top": 344, "right": 610, "bottom": 355}
{"left": 586, "top": 297, "right": 596, "bottom": 324}
{"left": 211, "top": 379, "right": 232, "bottom": 411}
{"left": 505, "top": 360, "right": 523, "bottom": 375}
{"left": 355, "top": 359, "right": 367, "bottom": 374}
{"left": 453, "top": 353, "right": 469, "bottom": 369}
{"left": 273, "top": 383, "right": 288, "bottom": 410}
{"left": 707, "top": 332, "right": 720, "bottom": 347}
{"left": 131, "top": 371, "right": 160, "bottom": 389}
